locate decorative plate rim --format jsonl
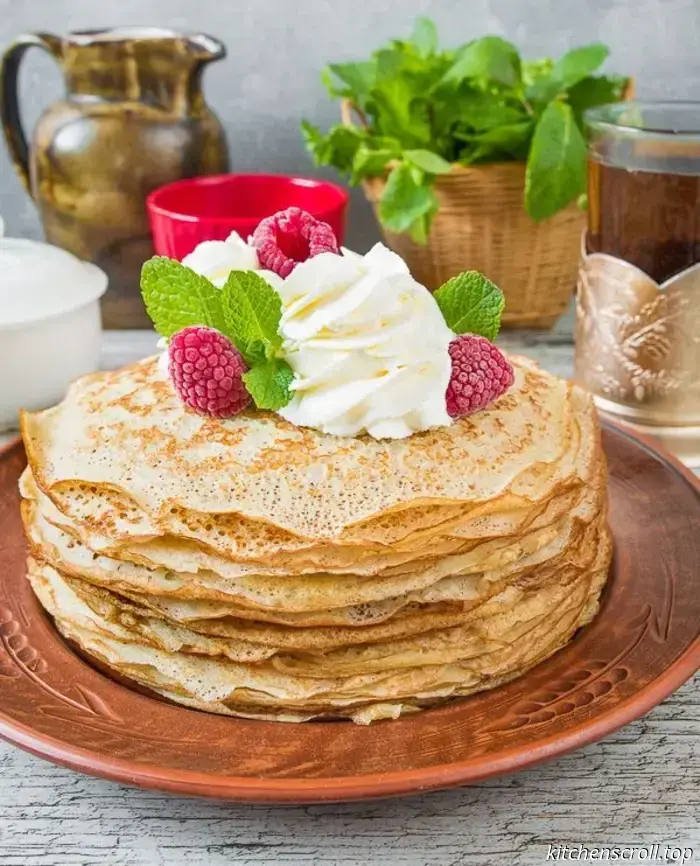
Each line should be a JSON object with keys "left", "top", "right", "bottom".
{"left": 0, "top": 420, "right": 698, "bottom": 804}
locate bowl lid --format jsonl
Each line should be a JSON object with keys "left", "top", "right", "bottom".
{"left": 0, "top": 217, "right": 108, "bottom": 329}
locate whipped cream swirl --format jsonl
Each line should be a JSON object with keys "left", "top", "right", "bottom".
{"left": 276, "top": 243, "right": 454, "bottom": 439}
{"left": 181, "top": 231, "right": 281, "bottom": 289}
{"left": 181, "top": 231, "right": 260, "bottom": 286}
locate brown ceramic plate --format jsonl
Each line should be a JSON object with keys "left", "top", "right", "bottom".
{"left": 0, "top": 422, "right": 698, "bottom": 804}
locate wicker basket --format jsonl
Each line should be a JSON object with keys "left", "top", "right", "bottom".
{"left": 361, "top": 164, "right": 584, "bottom": 328}
{"left": 340, "top": 100, "right": 586, "bottom": 329}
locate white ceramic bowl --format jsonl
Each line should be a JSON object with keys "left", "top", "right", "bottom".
{"left": 0, "top": 220, "right": 107, "bottom": 431}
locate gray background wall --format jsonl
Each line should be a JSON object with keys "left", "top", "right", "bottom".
{"left": 1, "top": 0, "right": 699, "bottom": 252}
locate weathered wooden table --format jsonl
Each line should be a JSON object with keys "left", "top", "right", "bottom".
{"left": 1, "top": 328, "right": 697, "bottom": 866}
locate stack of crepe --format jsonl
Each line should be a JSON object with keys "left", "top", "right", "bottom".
{"left": 19, "top": 354, "right": 611, "bottom": 724}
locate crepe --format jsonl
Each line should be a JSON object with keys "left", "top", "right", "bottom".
{"left": 21, "top": 356, "right": 595, "bottom": 539}
{"left": 19, "top": 354, "right": 612, "bottom": 723}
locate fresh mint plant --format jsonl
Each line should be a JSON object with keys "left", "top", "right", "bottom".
{"left": 140, "top": 259, "right": 294, "bottom": 411}
{"left": 302, "top": 18, "right": 628, "bottom": 237}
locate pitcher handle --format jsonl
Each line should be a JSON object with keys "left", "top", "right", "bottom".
{"left": 0, "top": 32, "right": 62, "bottom": 194}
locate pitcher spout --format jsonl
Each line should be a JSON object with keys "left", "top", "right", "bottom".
{"left": 188, "top": 33, "right": 226, "bottom": 64}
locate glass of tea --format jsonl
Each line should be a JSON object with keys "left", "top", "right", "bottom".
{"left": 576, "top": 101, "right": 700, "bottom": 466}
{"left": 586, "top": 101, "right": 700, "bottom": 280}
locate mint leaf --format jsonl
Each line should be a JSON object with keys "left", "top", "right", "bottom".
{"left": 567, "top": 74, "right": 629, "bottom": 123}
{"left": 552, "top": 43, "right": 608, "bottom": 89}
{"left": 404, "top": 149, "right": 452, "bottom": 174}
{"left": 300, "top": 120, "right": 325, "bottom": 153}
{"left": 410, "top": 17, "right": 438, "bottom": 58}
{"left": 441, "top": 37, "right": 521, "bottom": 88}
{"left": 327, "top": 61, "right": 376, "bottom": 93}
{"left": 458, "top": 92, "right": 528, "bottom": 131}
{"left": 323, "top": 62, "right": 376, "bottom": 107}
{"left": 526, "top": 45, "right": 609, "bottom": 106}
{"left": 302, "top": 122, "right": 364, "bottom": 173}
{"left": 243, "top": 359, "right": 294, "bottom": 411}
{"left": 375, "top": 47, "right": 404, "bottom": 78}
{"left": 457, "top": 120, "right": 534, "bottom": 162}
{"left": 434, "top": 271, "right": 505, "bottom": 340}
{"left": 408, "top": 212, "right": 434, "bottom": 244}
{"left": 220, "top": 271, "right": 283, "bottom": 367}
{"left": 525, "top": 74, "right": 564, "bottom": 107}
{"left": 379, "top": 162, "right": 438, "bottom": 234}
{"left": 525, "top": 101, "right": 587, "bottom": 221}
{"left": 408, "top": 164, "right": 424, "bottom": 186}
{"left": 522, "top": 57, "right": 554, "bottom": 88}
{"left": 351, "top": 146, "right": 396, "bottom": 182}
{"left": 140, "top": 257, "right": 226, "bottom": 338}
{"left": 371, "top": 77, "right": 431, "bottom": 146}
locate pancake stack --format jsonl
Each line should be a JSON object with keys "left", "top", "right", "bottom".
{"left": 20, "top": 354, "right": 611, "bottom": 724}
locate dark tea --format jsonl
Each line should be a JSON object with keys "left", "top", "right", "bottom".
{"left": 586, "top": 103, "right": 700, "bottom": 283}
{"left": 588, "top": 161, "right": 700, "bottom": 283}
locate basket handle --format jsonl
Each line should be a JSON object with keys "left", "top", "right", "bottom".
{"left": 621, "top": 78, "right": 635, "bottom": 101}
{"left": 340, "top": 98, "right": 369, "bottom": 130}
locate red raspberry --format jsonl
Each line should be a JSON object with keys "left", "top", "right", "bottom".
{"left": 168, "top": 326, "right": 250, "bottom": 418}
{"left": 251, "top": 207, "right": 339, "bottom": 278}
{"left": 445, "top": 334, "right": 514, "bottom": 418}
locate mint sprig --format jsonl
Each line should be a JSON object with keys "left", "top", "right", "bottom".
{"left": 243, "top": 359, "right": 295, "bottom": 411}
{"left": 434, "top": 271, "right": 505, "bottom": 340}
{"left": 140, "top": 257, "right": 228, "bottom": 338}
{"left": 140, "top": 260, "right": 294, "bottom": 411}
{"left": 221, "top": 271, "right": 283, "bottom": 366}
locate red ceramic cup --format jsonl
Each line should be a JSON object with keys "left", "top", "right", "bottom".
{"left": 146, "top": 173, "right": 350, "bottom": 260}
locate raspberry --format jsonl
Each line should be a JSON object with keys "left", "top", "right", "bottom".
{"left": 251, "top": 207, "right": 339, "bottom": 278}
{"left": 168, "top": 326, "right": 250, "bottom": 418}
{"left": 445, "top": 334, "right": 514, "bottom": 418}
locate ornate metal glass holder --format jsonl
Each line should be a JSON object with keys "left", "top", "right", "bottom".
{"left": 575, "top": 240, "right": 700, "bottom": 465}
{"left": 577, "top": 102, "right": 700, "bottom": 467}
